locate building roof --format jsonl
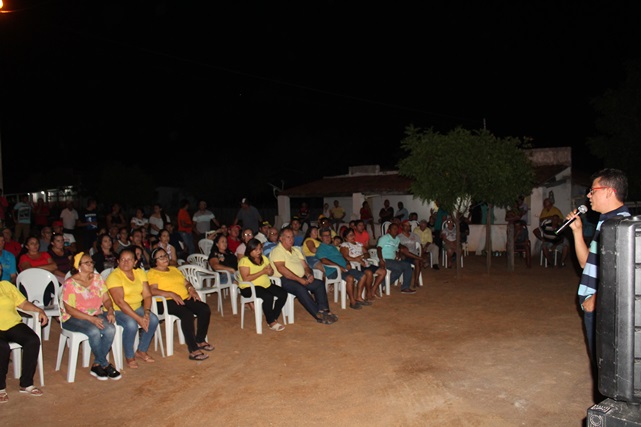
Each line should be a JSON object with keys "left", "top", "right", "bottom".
{"left": 280, "top": 163, "right": 568, "bottom": 199}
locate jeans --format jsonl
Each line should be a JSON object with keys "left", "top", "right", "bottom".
{"left": 62, "top": 313, "right": 116, "bottom": 367}
{"left": 179, "top": 231, "right": 196, "bottom": 256}
{"left": 581, "top": 297, "right": 596, "bottom": 368}
{"left": 0, "top": 322, "right": 40, "bottom": 389}
{"left": 114, "top": 307, "right": 159, "bottom": 359}
{"left": 383, "top": 259, "right": 413, "bottom": 290}
{"left": 280, "top": 277, "right": 329, "bottom": 320}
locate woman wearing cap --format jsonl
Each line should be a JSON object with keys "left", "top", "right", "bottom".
{"left": 148, "top": 247, "right": 213, "bottom": 360}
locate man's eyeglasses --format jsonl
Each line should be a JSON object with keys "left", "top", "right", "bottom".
{"left": 589, "top": 186, "right": 614, "bottom": 195}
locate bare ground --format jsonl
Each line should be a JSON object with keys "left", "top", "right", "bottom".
{"left": 3, "top": 255, "right": 595, "bottom": 427}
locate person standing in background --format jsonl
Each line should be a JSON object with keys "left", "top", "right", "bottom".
{"left": 233, "top": 198, "right": 262, "bottom": 235}
{"left": 33, "top": 198, "right": 50, "bottom": 236}
{"left": 13, "top": 194, "right": 32, "bottom": 245}
{"left": 378, "top": 199, "right": 394, "bottom": 224}
{"left": 192, "top": 200, "right": 220, "bottom": 241}
{"left": 359, "top": 201, "right": 376, "bottom": 239}
{"left": 60, "top": 200, "right": 79, "bottom": 235}
{"left": 148, "top": 203, "right": 170, "bottom": 238}
{"left": 77, "top": 198, "right": 99, "bottom": 253}
{"left": 177, "top": 199, "right": 196, "bottom": 256}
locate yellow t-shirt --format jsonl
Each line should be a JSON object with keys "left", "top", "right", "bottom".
{"left": 302, "top": 237, "right": 320, "bottom": 257}
{"left": 0, "top": 280, "right": 26, "bottom": 331}
{"left": 413, "top": 227, "right": 433, "bottom": 245}
{"left": 146, "top": 266, "right": 188, "bottom": 300}
{"left": 238, "top": 255, "right": 271, "bottom": 289}
{"left": 269, "top": 244, "right": 305, "bottom": 278}
{"left": 106, "top": 268, "right": 148, "bottom": 311}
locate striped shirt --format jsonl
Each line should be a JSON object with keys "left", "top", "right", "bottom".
{"left": 577, "top": 206, "right": 630, "bottom": 297}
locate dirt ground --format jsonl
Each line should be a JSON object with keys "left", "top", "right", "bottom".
{"left": 3, "top": 254, "right": 596, "bottom": 427}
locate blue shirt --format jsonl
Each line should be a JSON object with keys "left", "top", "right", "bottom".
{"left": 377, "top": 233, "right": 400, "bottom": 260}
{"left": 316, "top": 242, "right": 347, "bottom": 276}
{"left": 0, "top": 250, "right": 17, "bottom": 282}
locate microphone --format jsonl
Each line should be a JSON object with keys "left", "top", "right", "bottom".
{"left": 554, "top": 205, "right": 588, "bottom": 235}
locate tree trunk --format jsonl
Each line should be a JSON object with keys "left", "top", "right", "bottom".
{"left": 485, "top": 204, "right": 493, "bottom": 273}
{"left": 506, "top": 221, "right": 515, "bottom": 271}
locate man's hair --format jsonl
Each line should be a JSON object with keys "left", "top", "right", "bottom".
{"left": 319, "top": 227, "right": 333, "bottom": 237}
{"left": 593, "top": 168, "right": 628, "bottom": 202}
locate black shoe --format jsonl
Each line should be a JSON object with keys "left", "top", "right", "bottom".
{"left": 432, "top": 264, "right": 439, "bottom": 270}
{"left": 103, "top": 364, "right": 121, "bottom": 380}
{"left": 90, "top": 365, "right": 108, "bottom": 381}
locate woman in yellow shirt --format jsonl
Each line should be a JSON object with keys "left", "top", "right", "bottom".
{"left": 106, "top": 247, "right": 159, "bottom": 369}
{"left": 147, "top": 248, "right": 213, "bottom": 361}
{"left": 0, "top": 273, "right": 48, "bottom": 401}
{"left": 239, "top": 239, "right": 288, "bottom": 332}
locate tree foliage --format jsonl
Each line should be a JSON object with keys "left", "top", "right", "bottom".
{"left": 587, "top": 59, "right": 641, "bottom": 199}
{"left": 398, "top": 126, "right": 535, "bottom": 272}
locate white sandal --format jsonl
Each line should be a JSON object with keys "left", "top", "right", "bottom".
{"left": 0, "top": 389, "right": 8, "bottom": 403}
{"left": 19, "top": 385, "right": 43, "bottom": 396}
{"left": 269, "top": 322, "right": 285, "bottom": 332}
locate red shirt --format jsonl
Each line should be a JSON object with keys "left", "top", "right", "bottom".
{"left": 354, "top": 230, "right": 370, "bottom": 247}
{"left": 5, "top": 240, "right": 22, "bottom": 258}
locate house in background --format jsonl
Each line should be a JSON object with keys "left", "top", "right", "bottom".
{"left": 276, "top": 147, "right": 587, "bottom": 254}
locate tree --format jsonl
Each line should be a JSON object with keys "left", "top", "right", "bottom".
{"left": 398, "top": 126, "right": 535, "bottom": 273}
{"left": 587, "top": 59, "right": 641, "bottom": 199}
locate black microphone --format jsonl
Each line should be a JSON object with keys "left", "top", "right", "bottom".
{"left": 554, "top": 205, "right": 588, "bottom": 235}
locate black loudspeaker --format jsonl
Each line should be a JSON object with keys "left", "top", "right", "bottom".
{"left": 598, "top": 216, "right": 641, "bottom": 404}
{"left": 588, "top": 399, "right": 641, "bottom": 426}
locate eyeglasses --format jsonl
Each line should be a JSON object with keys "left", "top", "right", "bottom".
{"left": 119, "top": 258, "right": 135, "bottom": 263}
{"left": 243, "top": 233, "right": 253, "bottom": 237}
{"left": 155, "top": 254, "right": 168, "bottom": 260}
{"left": 81, "top": 260, "right": 95, "bottom": 265}
{"left": 589, "top": 186, "right": 615, "bottom": 195}
{"left": 269, "top": 232, "right": 278, "bottom": 235}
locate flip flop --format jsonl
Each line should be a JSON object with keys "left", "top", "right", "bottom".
{"left": 269, "top": 322, "right": 285, "bottom": 332}
{"left": 189, "top": 351, "right": 209, "bottom": 361}
{"left": 126, "top": 358, "right": 139, "bottom": 369}
{"left": 198, "top": 342, "right": 215, "bottom": 351}
{"left": 135, "top": 351, "right": 155, "bottom": 363}
{"left": 19, "top": 386, "right": 43, "bottom": 396}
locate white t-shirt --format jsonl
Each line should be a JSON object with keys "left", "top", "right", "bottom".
{"left": 193, "top": 210, "right": 216, "bottom": 234}
{"left": 60, "top": 208, "right": 79, "bottom": 230}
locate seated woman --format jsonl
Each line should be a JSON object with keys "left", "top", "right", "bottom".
{"left": 156, "top": 229, "right": 179, "bottom": 267}
{"left": 147, "top": 247, "right": 213, "bottom": 361}
{"left": 208, "top": 233, "right": 238, "bottom": 285}
{"left": 61, "top": 252, "right": 121, "bottom": 380}
{"left": 18, "top": 235, "right": 59, "bottom": 305}
{"left": 339, "top": 228, "right": 386, "bottom": 301}
{"left": 92, "top": 233, "right": 117, "bottom": 273}
{"left": 301, "top": 226, "right": 324, "bottom": 275}
{"left": 106, "top": 247, "right": 159, "bottom": 369}
{"left": 0, "top": 266, "right": 48, "bottom": 402}
{"left": 48, "top": 232, "right": 74, "bottom": 279}
{"left": 238, "top": 238, "right": 288, "bottom": 332}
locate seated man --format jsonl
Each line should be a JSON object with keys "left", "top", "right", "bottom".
{"left": 376, "top": 222, "right": 415, "bottom": 294}
{"left": 398, "top": 220, "right": 425, "bottom": 288}
{"left": 440, "top": 218, "right": 458, "bottom": 268}
{"left": 329, "top": 200, "right": 346, "bottom": 232}
{"left": 533, "top": 215, "right": 568, "bottom": 267}
{"left": 413, "top": 219, "right": 439, "bottom": 270}
{"left": 269, "top": 228, "right": 339, "bottom": 324}
{"left": 316, "top": 227, "right": 372, "bottom": 309}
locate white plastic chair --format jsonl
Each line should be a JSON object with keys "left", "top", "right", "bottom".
{"left": 442, "top": 247, "right": 464, "bottom": 268}
{"left": 55, "top": 322, "right": 123, "bottom": 382}
{"left": 198, "top": 238, "right": 213, "bottom": 256}
{"left": 10, "top": 309, "right": 45, "bottom": 387}
{"left": 186, "top": 253, "right": 237, "bottom": 316}
{"left": 269, "top": 276, "right": 296, "bottom": 324}
{"left": 16, "top": 268, "right": 61, "bottom": 341}
{"left": 235, "top": 271, "right": 287, "bottom": 334}
{"left": 539, "top": 246, "right": 560, "bottom": 267}
{"left": 151, "top": 295, "right": 182, "bottom": 357}
{"left": 314, "top": 267, "right": 347, "bottom": 309}
{"left": 367, "top": 248, "right": 393, "bottom": 296}
{"left": 178, "top": 264, "right": 219, "bottom": 305}
{"left": 381, "top": 221, "right": 391, "bottom": 236}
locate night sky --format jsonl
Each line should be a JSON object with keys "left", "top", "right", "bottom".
{"left": 1, "top": 1, "right": 640, "bottom": 198}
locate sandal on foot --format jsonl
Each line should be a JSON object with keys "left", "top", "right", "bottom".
{"left": 357, "top": 300, "right": 372, "bottom": 306}
{"left": 19, "top": 386, "right": 43, "bottom": 396}
{"left": 126, "top": 358, "right": 139, "bottom": 369}
{"left": 269, "top": 322, "right": 285, "bottom": 332}
{"left": 0, "top": 389, "right": 7, "bottom": 403}
{"left": 349, "top": 302, "right": 363, "bottom": 310}
{"left": 198, "top": 342, "right": 215, "bottom": 351}
{"left": 189, "top": 351, "right": 209, "bottom": 361}
{"left": 316, "top": 313, "right": 335, "bottom": 325}
{"left": 135, "top": 351, "right": 155, "bottom": 363}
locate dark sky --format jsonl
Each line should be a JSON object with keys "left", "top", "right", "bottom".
{"left": 1, "top": 1, "right": 640, "bottom": 196}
